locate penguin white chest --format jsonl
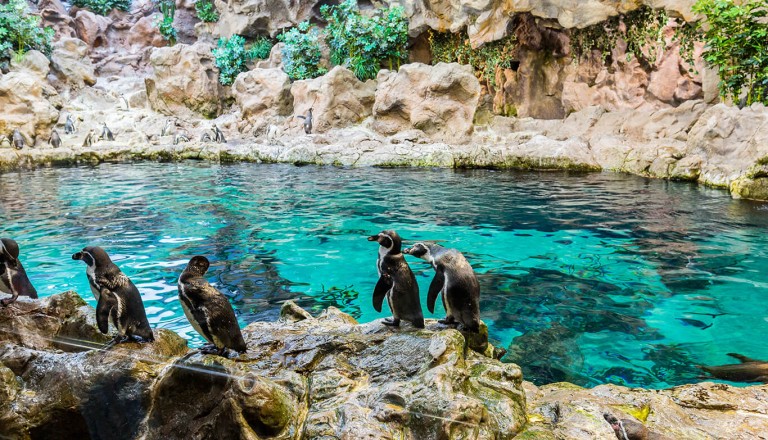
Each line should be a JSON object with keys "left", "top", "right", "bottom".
{"left": 0, "top": 266, "right": 16, "bottom": 294}
{"left": 86, "top": 265, "right": 101, "bottom": 300}
{"left": 178, "top": 283, "right": 209, "bottom": 343}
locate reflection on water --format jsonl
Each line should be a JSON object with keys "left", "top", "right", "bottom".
{"left": 1, "top": 162, "right": 768, "bottom": 388}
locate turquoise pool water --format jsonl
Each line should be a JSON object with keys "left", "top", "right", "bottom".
{"left": 2, "top": 162, "right": 767, "bottom": 388}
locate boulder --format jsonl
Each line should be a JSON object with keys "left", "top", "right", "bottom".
{"left": 0, "top": 293, "right": 527, "bottom": 439}
{"left": 50, "top": 38, "right": 97, "bottom": 90}
{"left": 373, "top": 63, "right": 481, "bottom": 142}
{"left": 146, "top": 42, "right": 224, "bottom": 118}
{"left": 10, "top": 50, "right": 51, "bottom": 77}
{"left": 232, "top": 68, "right": 293, "bottom": 129}
{"left": 0, "top": 61, "right": 61, "bottom": 145}
{"left": 126, "top": 15, "right": 167, "bottom": 50}
{"left": 215, "top": 0, "right": 319, "bottom": 38}
{"left": 38, "top": 0, "right": 77, "bottom": 39}
{"left": 290, "top": 66, "right": 376, "bottom": 134}
{"left": 73, "top": 10, "right": 112, "bottom": 50}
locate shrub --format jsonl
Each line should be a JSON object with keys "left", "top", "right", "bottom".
{"left": 682, "top": 0, "right": 768, "bottom": 106}
{"left": 71, "top": 0, "right": 132, "bottom": 16}
{"left": 155, "top": 0, "right": 177, "bottom": 45}
{"left": 277, "top": 22, "right": 327, "bottom": 81}
{"left": 0, "top": 0, "right": 55, "bottom": 60}
{"left": 213, "top": 35, "right": 270, "bottom": 85}
{"left": 429, "top": 30, "right": 517, "bottom": 88}
{"left": 195, "top": 0, "right": 218, "bottom": 23}
{"left": 320, "top": 0, "right": 408, "bottom": 81}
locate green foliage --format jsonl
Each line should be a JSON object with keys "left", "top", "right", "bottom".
{"left": 213, "top": 35, "right": 269, "bottom": 85}
{"left": 320, "top": 0, "right": 409, "bottom": 81}
{"left": 155, "top": 0, "right": 177, "bottom": 46}
{"left": 195, "top": 0, "right": 219, "bottom": 23}
{"left": 570, "top": 6, "right": 668, "bottom": 65}
{"left": 71, "top": 0, "right": 132, "bottom": 16}
{"left": 428, "top": 30, "right": 517, "bottom": 88}
{"left": 0, "top": 0, "right": 54, "bottom": 60}
{"left": 277, "top": 22, "right": 327, "bottom": 81}
{"left": 685, "top": 0, "right": 768, "bottom": 106}
{"left": 250, "top": 36, "right": 273, "bottom": 60}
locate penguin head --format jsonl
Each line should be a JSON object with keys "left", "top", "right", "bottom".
{"left": 403, "top": 242, "right": 431, "bottom": 260}
{"left": 0, "top": 238, "right": 20, "bottom": 265}
{"left": 72, "top": 246, "right": 112, "bottom": 267}
{"left": 183, "top": 255, "right": 210, "bottom": 277}
{"left": 367, "top": 230, "right": 402, "bottom": 253}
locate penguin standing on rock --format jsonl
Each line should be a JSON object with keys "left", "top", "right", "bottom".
{"left": 0, "top": 238, "right": 38, "bottom": 306}
{"left": 100, "top": 122, "right": 114, "bottom": 141}
{"left": 296, "top": 108, "right": 313, "bottom": 134}
{"left": 64, "top": 114, "right": 76, "bottom": 134}
{"left": 404, "top": 242, "right": 481, "bottom": 332}
{"left": 368, "top": 230, "right": 424, "bottom": 328}
{"left": 12, "top": 129, "right": 24, "bottom": 149}
{"left": 178, "top": 256, "right": 247, "bottom": 356}
{"left": 72, "top": 246, "right": 154, "bottom": 346}
{"left": 49, "top": 129, "right": 61, "bottom": 148}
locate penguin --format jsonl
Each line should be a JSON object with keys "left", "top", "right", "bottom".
{"left": 0, "top": 238, "right": 38, "bottom": 306}
{"left": 100, "top": 122, "right": 114, "bottom": 141}
{"left": 161, "top": 118, "right": 173, "bottom": 137}
{"left": 403, "top": 242, "right": 481, "bottom": 332}
{"left": 0, "top": 135, "right": 10, "bottom": 148}
{"left": 699, "top": 353, "right": 768, "bottom": 383}
{"left": 200, "top": 132, "right": 213, "bottom": 142}
{"left": 12, "top": 129, "right": 24, "bottom": 149}
{"left": 64, "top": 114, "right": 76, "bottom": 134}
{"left": 296, "top": 108, "right": 313, "bottom": 134}
{"left": 212, "top": 124, "right": 226, "bottom": 143}
{"left": 49, "top": 129, "right": 61, "bottom": 148}
{"left": 368, "top": 230, "right": 424, "bottom": 328}
{"left": 119, "top": 93, "right": 130, "bottom": 111}
{"left": 83, "top": 129, "right": 98, "bottom": 147}
{"left": 173, "top": 132, "right": 189, "bottom": 145}
{"left": 177, "top": 256, "right": 247, "bottom": 356}
{"left": 72, "top": 246, "right": 154, "bottom": 345}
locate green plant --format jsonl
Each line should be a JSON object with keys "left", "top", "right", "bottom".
{"left": 428, "top": 30, "right": 517, "bottom": 88}
{"left": 195, "top": 0, "right": 218, "bottom": 23}
{"left": 250, "top": 35, "right": 273, "bottom": 60}
{"left": 277, "top": 22, "right": 327, "bottom": 81}
{"left": 155, "top": 0, "right": 177, "bottom": 45}
{"left": 320, "top": 0, "right": 409, "bottom": 81}
{"left": 213, "top": 35, "right": 269, "bottom": 85}
{"left": 0, "top": 0, "right": 54, "bottom": 60}
{"left": 684, "top": 0, "right": 768, "bottom": 106}
{"left": 71, "top": 0, "right": 132, "bottom": 16}
{"left": 570, "top": 6, "right": 668, "bottom": 65}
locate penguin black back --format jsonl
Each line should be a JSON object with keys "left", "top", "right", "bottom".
{"left": 404, "top": 242, "right": 481, "bottom": 332}
{"left": 0, "top": 238, "right": 38, "bottom": 306}
{"left": 368, "top": 230, "right": 423, "bottom": 328}
{"left": 72, "top": 246, "right": 154, "bottom": 343}
{"left": 178, "top": 256, "right": 247, "bottom": 354}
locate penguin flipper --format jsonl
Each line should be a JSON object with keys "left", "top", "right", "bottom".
{"left": 373, "top": 275, "right": 392, "bottom": 313}
{"left": 427, "top": 269, "right": 445, "bottom": 314}
{"left": 95, "top": 291, "right": 113, "bottom": 334}
{"left": 728, "top": 353, "right": 760, "bottom": 363}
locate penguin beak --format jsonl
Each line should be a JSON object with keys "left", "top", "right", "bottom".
{"left": 402, "top": 247, "right": 412, "bottom": 254}
{"left": 367, "top": 235, "right": 379, "bottom": 242}
{"left": 72, "top": 252, "right": 83, "bottom": 260}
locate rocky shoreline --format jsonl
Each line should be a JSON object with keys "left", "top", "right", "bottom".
{"left": 1, "top": 292, "right": 766, "bottom": 439}
{"left": 3, "top": 97, "right": 768, "bottom": 202}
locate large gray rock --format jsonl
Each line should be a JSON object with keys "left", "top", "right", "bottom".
{"left": 0, "top": 292, "right": 526, "bottom": 439}
{"left": 51, "top": 38, "right": 97, "bottom": 90}
{"left": 146, "top": 42, "right": 224, "bottom": 118}
{"left": 0, "top": 58, "right": 62, "bottom": 145}
{"left": 373, "top": 63, "right": 481, "bottom": 143}
{"left": 214, "top": 0, "right": 319, "bottom": 38}
{"left": 290, "top": 66, "right": 376, "bottom": 134}
{"left": 232, "top": 68, "right": 293, "bottom": 130}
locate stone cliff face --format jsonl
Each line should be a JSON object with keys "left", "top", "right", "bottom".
{"left": 2, "top": 293, "right": 766, "bottom": 439}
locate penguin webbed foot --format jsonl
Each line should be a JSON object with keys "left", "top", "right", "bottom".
{"left": 382, "top": 317, "right": 401, "bottom": 327}
{"left": 198, "top": 343, "right": 221, "bottom": 355}
{"left": 103, "top": 335, "right": 130, "bottom": 350}
{"left": 438, "top": 317, "right": 458, "bottom": 327}
{"left": 0, "top": 298, "right": 16, "bottom": 307}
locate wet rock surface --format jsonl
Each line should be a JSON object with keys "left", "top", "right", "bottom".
{"left": 0, "top": 292, "right": 526, "bottom": 439}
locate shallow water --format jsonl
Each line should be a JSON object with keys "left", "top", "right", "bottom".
{"left": 2, "top": 162, "right": 767, "bottom": 388}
